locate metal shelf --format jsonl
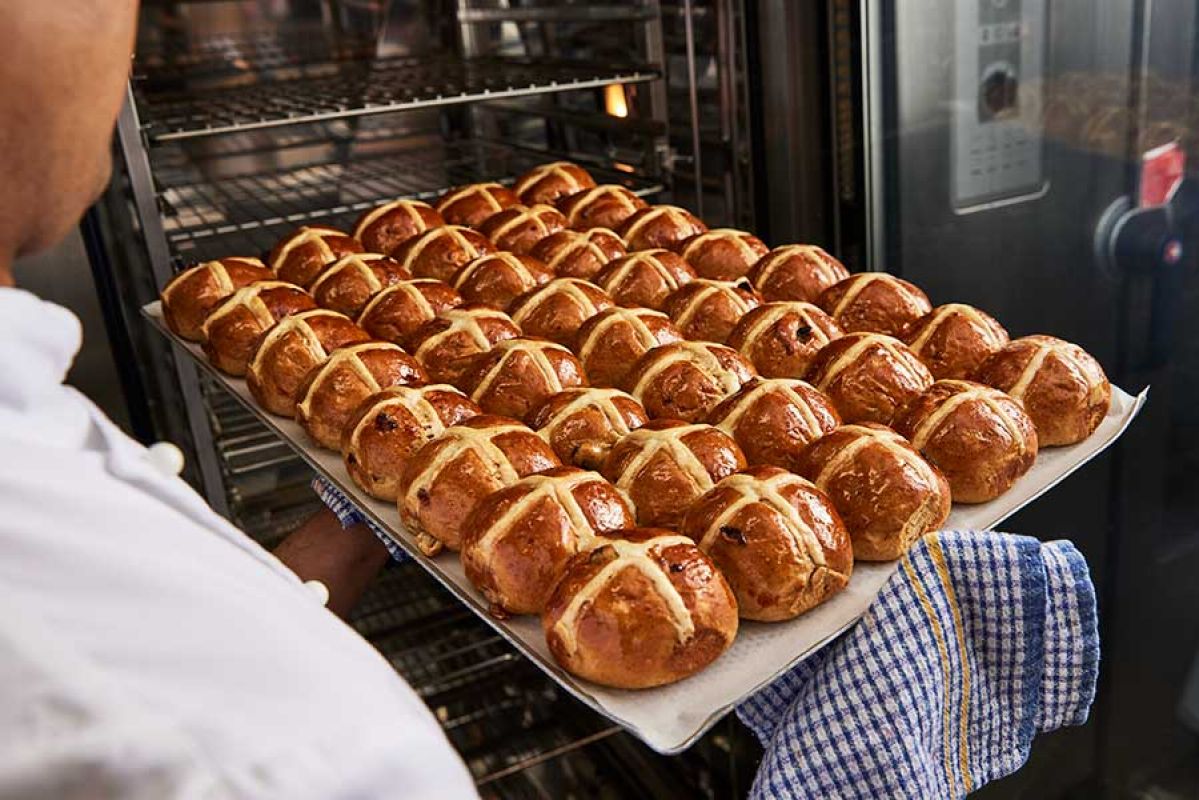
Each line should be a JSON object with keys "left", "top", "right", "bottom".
{"left": 158, "top": 139, "right": 663, "bottom": 264}
{"left": 136, "top": 55, "right": 659, "bottom": 143}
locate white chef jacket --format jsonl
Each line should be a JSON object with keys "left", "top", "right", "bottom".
{"left": 0, "top": 288, "right": 477, "bottom": 799}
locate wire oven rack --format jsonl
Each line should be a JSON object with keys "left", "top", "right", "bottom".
{"left": 156, "top": 138, "right": 663, "bottom": 265}
{"left": 136, "top": 54, "right": 660, "bottom": 142}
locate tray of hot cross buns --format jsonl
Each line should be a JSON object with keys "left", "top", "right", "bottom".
{"left": 143, "top": 160, "right": 1146, "bottom": 754}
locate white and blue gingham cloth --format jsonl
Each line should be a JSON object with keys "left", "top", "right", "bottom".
{"left": 737, "top": 530, "right": 1099, "bottom": 800}
{"left": 312, "top": 476, "right": 411, "bottom": 563}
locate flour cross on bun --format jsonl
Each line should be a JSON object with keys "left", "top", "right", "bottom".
{"left": 341, "top": 384, "right": 480, "bottom": 501}
{"left": 479, "top": 203, "right": 569, "bottom": 255}
{"left": 270, "top": 225, "right": 363, "bottom": 287}
{"left": 617, "top": 205, "right": 709, "bottom": 252}
{"left": 461, "top": 467, "right": 634, "bottom": 616}
{"left": 160, "top": 257, "right": 272, "bottom": 341}
{"left": 796, "top": 423, "right": 950, "bottom": 562}
{"left": 513, "top": 161, "right": 596, "bottom": 205}
{"left": 557, "top": 184, "right": 647, "bottom": 230}
{"left": 295, "top": 341, "right": 427, "bottom": 450}
{"left": 450, "top": 252, "right": 553, "bottom": 310}
{"left": 529, "top": 228, "right": 626, "bottom": 280}
{"left": 804, "top": 331, "right": 932, "bottom": 424}
{"left": 817, "top": 272, "right": 932, "bottom": 337}
{"left": 351, "top": 198, "right": 443, "bottom": 254}
{"left": 554, "top": 534, "right": 699, "bottom": 651}
{"left": 973, "top": 335, "right": 1110, "bottom": 446}
{"left": 246, "top": 308, "right": 369, "bottom": 416}
{"left": 727, "top": 301, "right": 844, "bottom": 378}
{"left": 664, "top": 278, "right": 762, "bottom": 343}
{"left": 462, "top": 337, "right": 588, "bottom": 422}
{"left": 593, "top": 249, "right": 697, "bottom": 311}
{"left": 529, "top": 387, "right": 649, "bottom": 468}
{"left": 707, "top": 377, "right": 839, "bottom": 472}
{"left": 679, "top": 228, "right": 770, "bottom": 281}
{"left": 625, "top": 340, "right": 757, "bottom": 422}
{"left": 308, "top": 252, "right": 410, "bottom": 318}
{"left": 397, "top": 416, "right": 560, "bottom": 555}
{"left": 890, "top": 379, "right": 1038, "bottom": 504}
{"left": 392, "top": 225, "right": 496, "bottom": 282}
{"left": 749, "top": 244, "right": 849, "bottom": 303}
{"left": 435, "top": 182, "right": 519, "bottom": 228}
{"left": 507, "top": 277, "right": 613, "bottom": 346}
{"left": 407, "top": 305, "right": 521, "bottom": 386}
{"left": 681, "top": 466, "right": 852, "bottom": 621}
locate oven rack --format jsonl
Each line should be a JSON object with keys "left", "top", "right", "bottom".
{"left": 136, "top": 54, "right": 659, "bottom": 143}
{"left": 158, "top": 139, "right": 664, "bottom": 264}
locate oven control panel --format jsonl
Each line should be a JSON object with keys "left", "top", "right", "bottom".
{"left": 952, "top": 0, "right": 1047, "bottom": 211}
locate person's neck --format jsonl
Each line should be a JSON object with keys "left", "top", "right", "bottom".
{"left": 0, "top": 255, "right": 12, "bottom": 288}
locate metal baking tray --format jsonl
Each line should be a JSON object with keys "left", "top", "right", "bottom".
{"left": 143, "top": 301, "right": 1147, "bottom": 753}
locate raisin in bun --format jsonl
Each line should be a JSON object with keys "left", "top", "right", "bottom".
{"left": 572, "top": 307, "right": 684, "bottom": 388}
{"left": 460, "top": 338, "right": 588, "bottom": 422}
{"left": 891, "top": 379, "right": 1038, "bottom": 503}
{"left": 507, "top": 278, "right": 614, "bottom": 347}
{"left": 246, "top": 309, "right": 370, "bottom": 416}
{"left": 542, "top": 528, "right": 739, "bottom": 689}
{"left": 351, "top": 198, "right": 443, "bottom": 254}
{"left": 308, "top": 253, "right": 411, "bottom": 318}
{"left": 450, "top": 252, "right": 553, "bottom": 310}
{"left": 201, "top": 281, "right": 316, "bottom": 376}
{"left": 903, "top": 303, "right": 1009, "bottom": 380}
{"left": 593, "top": 249, "right": 697, "bottom": 311}
{"left": 407, "top": 306, "right": 521, "bottom": 386}
{"left": 625, "top": 341, "right": 757, "bottom": 423}
{"left": 727, "top": 301, "right": 844, "bottom": 378}
{"left": 796, "top": 423, "right": 951, "bottom": 561}
{"left": 461, "top": 467, "right": 635, "bottom": 616}
{"left": 357, "top": 279, "right": 463, "bottom": 347}
{"left": 617, "top": 205, "right": 709, "bottom": 252}
{"left": 817, "top": 273, "right": 932, "bottom": 337}
{"left": 681, "top": 467, "right": 853, "bottom": 621}
{"left": 341, "top": 385, "right": 481, "bottom": 501}
{"left": 707, "top": 378, "right": 839, "bottom": 472}
{"left": 528, "top": 387, "right": 649, "bottom": 469}
{"left": 478, "top": 203, "right": 568, "bottom": 255}
{"left": 556, "top": 184, "right": 648, "bottom": 230}
{"left": 748, "top": 244, "right": 850, "bottom": 303}
{"left": 513, "top": 161, "right": 596, "bottom": 205}
{"left": 397, "top": 415, "right": 560, "bottom": 555}
{"left": 529, "top": 228, "right": 626, "bottom": 280}
{"left": 663, "top": 279, "right": 762, "bottom": 344}
{"left": 391, "top": 225, "right": 496, "bottom": 282}
{"left": 161, "top": 257, "right": 272, "bottom": 341}
{"left": 973, "top": 335, "right": 1111, "bottom": 446}
{"left": 295, "top": 342, "right": 427, "bottom": 450}
{"left": 435, "top": 182, "right": 520, "bottom": 228}
{"left": 601, "top": 419, "right": 746, "bottom": 529}
{"left": 679, "top": 228, "right": 770, "bottom": 281}
{"left": 269, "top": 225, "right": 363, "bottom": 287}
{"left": 804, "top": 332, "right": 933, "bottom": 424}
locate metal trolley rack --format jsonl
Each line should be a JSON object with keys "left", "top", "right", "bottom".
{"left": 91, "top": 1, "right": 760, "bottom": 795}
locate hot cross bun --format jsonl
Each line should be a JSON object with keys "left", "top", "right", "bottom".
{"left": 593, "top": 249, "right": 697, "bottom": 311}
{"left": 397, "top": 415, "right": 560, "bottom": 555}
{"left": 513, "top": 161, "right": 596, "bottom": 205}
{"left": 201, "top": 281, "right": 316, "bottom": 376}
{"left": 461, "top": 466, "right": 635, "bottom": 616}
{"left": 727, "top": 301, "right": 844, "bottom": 378}
{"left": 459, "top": 338, "right": 588, "bottom": 422}
{"left": 450, "top": 252, "right": 553, "bottom": 310}
{"left": 663, "top": 278, "right": 762, "bottom": 343}
{"left": 507, "top": 277, "right": 614, "bottom": 346}
{"left": 529, "top": 228, "right": 626, "bottom": 280}
{"left": 748, "top": 244, "right": 850, "bottom": 303}
{"left": 406, "top": 305, "right": 522, "bottom": 386}
{"left": 678, "top": 228, "right": 770, "bottom": 281}
{"left": 556, "top": 184, "right": 648, "bottom": 230}
{"left": 617, "top": 205, "right": 709, "bottom": 252}
{"left": 902, "top": 303, "right": 1009, "bottom": 380}
{"left": 435, "top": 182, "right": 519, "bottom": 228}
{"left": 817, "top": 273, "right": 932, "bottom": 337}
{"left": 161, "top": 257, "right": 273, "bottom": 341}
{"left": 391, "top": 225, "right": 496, "bottom": 282}
{"left": 707, "top": 378, "right": 839, "bottom": 472}
{"left": 803, "top": 332, "right": 932, "bottom": 424}
{"left": 308, "top": 253, "right": 411, "bottom": 318}
{"left": 624, "top": 341, "right": 758, "bottom": 423}
{"left": 528, "top": 387, "right": 649, "bottom": 469}
{"left": 680, "top": 467, "right": 853, "bottom": 621}
{"left": 356, "top": 279, "right": 464, "bottom": 347}
{"left": 572, "top": 307, "right": 684, "bottom": 388}
{"left": 269, "top": 225, "right": 363, "bottom": 287}
{"left": 351, "top": 198, "right": 443, "bottom": 254}
{"left": 478, "top": 203, "right": 569, "bottom": 255}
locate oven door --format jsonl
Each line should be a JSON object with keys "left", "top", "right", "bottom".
{"left": 850, "top": 0, "right": 1199, "bottom": 796}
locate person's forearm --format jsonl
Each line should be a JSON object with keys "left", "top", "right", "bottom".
{"left": 273, "top": 508, "right": 391, "bottom": 618}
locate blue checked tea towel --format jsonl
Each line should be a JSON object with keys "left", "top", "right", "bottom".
{"left": 313, "top": 477, "right": 412, "bottom": 563}
{"left": 737, "top": 531, "right": 1099, "bottom": 800}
